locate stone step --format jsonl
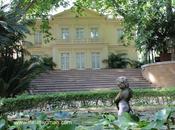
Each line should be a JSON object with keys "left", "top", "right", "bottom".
{"left": 31, "top": 86, "right": 152, "bottom": 93}
{"left": 30, "top": 69, "right": 153, "bottom": 93}
{"left": 31, "top": 83, "right": 151, "bottom": 89}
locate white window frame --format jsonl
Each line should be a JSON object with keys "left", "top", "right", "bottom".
{"left": 61, "top": 53, "right": 69, "bottom": 70}
{"left": 76, "top": 28, "right": 84, "bottom": 40}
{"left": 34, "top": 32, "right": 42, "bottom": 44}
{"left": 92, "top": 52, "right": 100, "bottom": 69}
{"left": 76, "top": 52, "right": 85, "bottom": 70}
{"left": 61, "top": 28, "right": 69, "bottom": 40}
{"left": 90, "top": 27, "right": 99, "bottom": 40}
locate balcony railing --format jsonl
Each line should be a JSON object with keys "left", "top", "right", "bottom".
{"left": 56, "top": 38, "right": 105, "bottom": 44}
{"left": 23, "top": 38, "right": 106, "bottom": 48}
{"left": 23, "top": 41, "right": 42, "bottom": 48}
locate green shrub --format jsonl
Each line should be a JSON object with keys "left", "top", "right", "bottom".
{"left": 0, "top": 58, "right": 45, "bottom": 98}
{"left": 31, "top": 56, "right": 56, "bottom": 70}
{"left": 130, "top": 60, "right": 144, "bottom": 68}
{"left": 1, "top": 88, "right": 175, "bottom": 114}
{"left": 0, "top": 5, "right": 48, "bottom": 98}
{"left": 106, "top": 53, "right": 132, "bottom": 68}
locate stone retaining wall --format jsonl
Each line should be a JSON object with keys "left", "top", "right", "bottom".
{"left": 141, "top": 61, "right": 175, "bottom": 87}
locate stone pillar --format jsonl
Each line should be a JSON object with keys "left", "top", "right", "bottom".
{"left": 171, "top": 48, "right": 175, "bottom": 61}
{"left": 52, "top": 47, "right": 59, "bottom": 69}
{"left": 86, "top": 50, "right": 91, "bottom": 69}
{"left": 101, "top": 46, "right": 108, "bottom": 68}
{"left": 70, "top": 51, "right": 75, "bottom": 69}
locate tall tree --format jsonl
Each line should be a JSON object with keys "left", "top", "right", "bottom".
{"left": 0, "top": 0, "right": 69, "bottom": 97}
{"left": 75, "top": 0, "right": 175, "bottom": 62}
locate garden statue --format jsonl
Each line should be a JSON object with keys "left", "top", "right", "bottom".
{"left": 114, "top": 76, "right": 133, "bottom": 116}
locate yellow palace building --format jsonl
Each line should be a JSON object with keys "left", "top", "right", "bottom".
{"left": 25, "top": 9, "right": 138, "bottom": 70}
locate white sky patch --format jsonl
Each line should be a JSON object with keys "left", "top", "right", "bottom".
{"left": 1, "top": 0, "right": 11, "bottom": 6}
{"left": 49, "top": 0, "right": 75, "bottom": 15}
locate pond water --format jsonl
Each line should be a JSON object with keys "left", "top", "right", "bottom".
{"left": 7, "top": 108, "right": 164, "bottom": 130}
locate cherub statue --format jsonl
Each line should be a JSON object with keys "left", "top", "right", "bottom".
{"left": 114, "top": 76, "right": 133, "bottom": 116}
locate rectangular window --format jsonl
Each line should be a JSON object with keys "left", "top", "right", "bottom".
{"left": 92, "top": 52, "right": 100, "bottom": 69}
{"left": 76, "top": 52, "right": 85, "bottom": 70}
{"left": 61, "top": 28, "right": 69, "bottom": 40}
{"left": 76, "top": 28, "right": 84, "bottom": 39}
{"left": 34, "top": 32, "right": 42, "bottom": 44}
{"left": 90, "top": 27, "right": 99, "bottom": 39}
{"left": 116, "top": 28, "right": 124, "bottom": 42}
{"left": 61, "top": 53, "right": 69, "bottom": 70}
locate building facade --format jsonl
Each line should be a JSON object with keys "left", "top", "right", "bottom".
{"left": 25, "top": 9, "right": 138, "bottom": 70}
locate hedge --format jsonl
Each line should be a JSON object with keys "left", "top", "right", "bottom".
{"left": 1, "top": 87, "right": 175, "bottom": 113}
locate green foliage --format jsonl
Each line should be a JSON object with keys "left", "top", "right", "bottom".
{"left": 0, "top": 3, "right": 30, "bottom": 61}
{"left": 3, "top": 0, "right": 174, "bottom": 56}
{"left": 0, "top": 3, "right": 56, "bottom": 98}
{"left": 1, "top": 88, "right": 175, "bottom": 114}
{"left": 57, "top": 124, "right": 76, "bottom": 130}
{"left": 143, "top": 108, "right": 173, "bottom": 130}
{"left": 106, "top": 53, "right": 132, "bottom": 68}
{"left": 31, "top": 56, "right": 56, "bottom": 70}
{"left": 6, "top": 0, "right": 175, "bottom": 55}
{"left": 1, "top": 108, "right": 174, "bottom": 130}
{"left": 0, "top": 90, "right": 115, "bottom": 113}
{"left": 36, "top": 112, "right": 48, "bottom": 121}
{"left": 0, "top": 114, "right": 76, "bottom": 130}
{"left": 105, "top": 53, "right": 144, "bottom": 68}
{"left": 0, "top": 118, "right": 6, "bottom": 130}
{"left": 0, "top": 57, "right": 45, "bottom": 98}
{"left": 42, "top": 57, "right": 56, "bottom": 70}
{"left": 5, "top": 0, "right": 69, "bottom": 43}
{"left": 113, "top": 108, "right": 175, "bottom": 130}
{"left": 0, "top": 115, "right": 14, "bottom": 130}
{"left": 3, "top": 0, "right": 174, "bottom": 64}
{"left": 130, "top": 60, "right": 144, "bottom": 68}
{"left": 75, "top": 0, "right": 175, "bottom": 61}
{"left": 113, "top": 113, "right": 138, "bottom": 130}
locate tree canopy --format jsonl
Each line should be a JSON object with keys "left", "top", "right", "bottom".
{"left": 0, "top": 0, "right": 64, "bottom": 97}
{"left": 1, "top": 0, "right": 175, "bottom": 60}
{"left": 0, "top": 0, "right": 175, "bottom": 96}
{"left": 75, "top": 0, "right": 175, "bottom": 52}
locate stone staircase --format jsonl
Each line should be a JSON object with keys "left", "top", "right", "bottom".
{"left": 30, "top": 69, "right": 153, "bottom": 93}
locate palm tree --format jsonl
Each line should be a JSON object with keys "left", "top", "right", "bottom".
{"left": 107, "top": 53, "right": 132, "bottom": 68}
{"left": 0, "top": 58, "right": 45, "bottom": 97}
{"left": 0, "top": 4, "right": 48, "bottom": 97}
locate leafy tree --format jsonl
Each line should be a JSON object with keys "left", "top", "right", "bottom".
{"left": 1, "top": 0, "right": 69, "bottom": 44}
{"left": 2, "top": 0, "right": 174, "bottom": 96}
{"left": 75, "top": 0, "right": 175, "bottom": 62}
{"left": 0, "top": 0, "right": 62, "bottom": 97}
{"left": 0, "top": 4, "right": 30, "bottom": 97}
{"left": 31, "top": 56, "right": 57, "bottom": 70}
{"left": 4, "top": 0, "right": 175, "bottom": 62}
{"left": 0, "top": 58, "right": 44, "bottom": 98}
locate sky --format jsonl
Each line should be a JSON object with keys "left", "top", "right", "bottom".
{"left": 50, "top": 0, "right": 74, "bottom": 15}
{"left": 1, "top": 0, "right": 11, "bottom": 6}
